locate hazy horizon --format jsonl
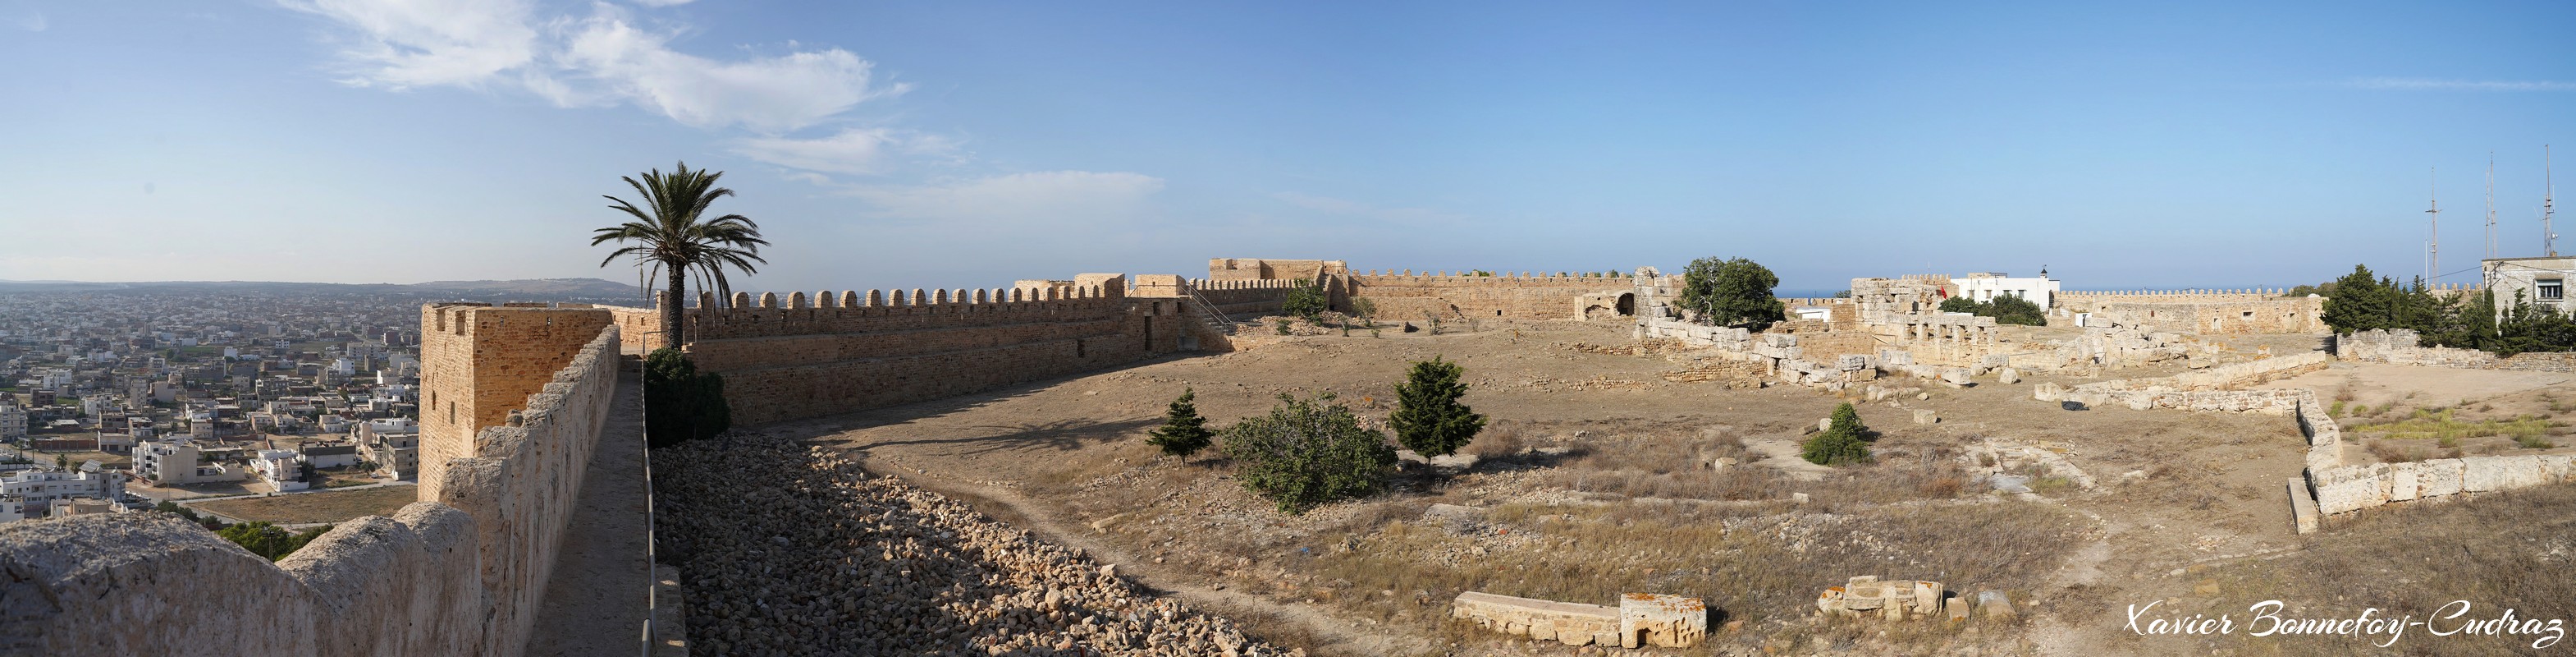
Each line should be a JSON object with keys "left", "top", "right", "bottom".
{"left": 7, "top": 1, "right": 2571, "bottom": 293}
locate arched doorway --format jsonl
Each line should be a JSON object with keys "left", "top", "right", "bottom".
{"left": 1616, "top": 293, "right": 1635, "bottom": 316}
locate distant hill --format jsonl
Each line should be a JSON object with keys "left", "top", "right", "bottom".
{"left": 0, "top": 278, "right": 646, "bottom": 300}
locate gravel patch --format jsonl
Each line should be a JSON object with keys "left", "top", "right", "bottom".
{"left": 655, "top": 434, "right": 1292, "bottom": 656}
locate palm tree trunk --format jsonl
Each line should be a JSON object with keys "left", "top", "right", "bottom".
{"left": 664, "top": 263, "right": 687, "bottom": 347}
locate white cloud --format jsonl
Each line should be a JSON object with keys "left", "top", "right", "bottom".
{"left": 282, "top": 0, "right": 542, "bottom": 89}
{"left": 286, "top": 0, "right": 903, "bottom": 133}
{"left": 7, "top": 3, "right": 45, "bottom": 31}
{"left": 558, "top": 13, "right": 904, "bottom": 132}
{"left": 2347, "top": 77, "right": 2576, "bottom": 92}
{"left": 1271, "top": 191, "right": 1470, "bottom": 225}
{"left": 730, "top": 128, "right": 959, "bottom": 176}
{"left": 630, "top": 0, "right": 693, "bottom": 5}
{"left": 841, "top": 172, "right": 1166, "bottom": 224}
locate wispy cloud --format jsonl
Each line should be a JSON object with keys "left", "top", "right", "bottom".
{"left": 6, "top": 3, "right": 44, "bottom": 31}
{"left": 730, "top": 128, "right": 960, "bottom": 176}
{"left": 283, "top": 0, "right": 906, "bottom": 134}
{"left": 840, "top": 172, "right": 1166, "bottom": 227}
{"left": 1271, "top": 191, "right": 1470, "bottom": 225}
{"left": 2346, "top": 77, "right": 2576, "bottom": 92}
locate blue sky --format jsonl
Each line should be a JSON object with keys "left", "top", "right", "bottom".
{"left": 3, "top": 1, "right": 2571, "bottom": 296}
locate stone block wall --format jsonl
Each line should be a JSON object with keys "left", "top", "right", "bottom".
{"left": 2084, "top": 298, "right": 2325, "bottom": 335}
{"left": 1181, "top": 278, "right": 1302, "bottom": 318}
{"left": 675, "top": 276, "right": 1190, "bottom": 425}
{"left": 419, "top": 304, "right": 615, "bottom": 503}
{"left": 1208, "top": 258, "right": 1346, "bottom": 281}
{"left": 2032, "top": 353, "right": 2326, "bottom": 412}
{"left": 0, "top": 319, "right": 624, "bottom": 657}
{"left": 435, "top": 324, "right": 624, "bottom": 654}
{"left": 2057, "top": 288, "right": 2302, "bottom": 310}
{"left": 1346, "top": 271, "right": 1636, "bottom": 321}
{"left": 1452, "top": 590, "right": 1708, "bottom": 649}
{"left": 2335, "top": 328, "right": 2576, "bottom": 373}
{"left": 602, "top": 303, "right": 666, "bottom": 354}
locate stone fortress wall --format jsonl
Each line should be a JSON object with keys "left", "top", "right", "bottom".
{"left": 1343, "top": 270, "right": 1642, "bottom": 321}
{"left": 0, "top": 310, "right": 624, "bottom": 656}
{"left": 664, "top": 276, "right": 1190, "bottom": 425}
{"left": 2335, "top": 328, "right": 2576, "bottom": 373}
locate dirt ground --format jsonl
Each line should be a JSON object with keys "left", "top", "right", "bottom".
{"left": 751, "top": 319, "right": 2569, "bottom": 655}
{"left": 186, "top": 485, "right": 417, "bottom": 524}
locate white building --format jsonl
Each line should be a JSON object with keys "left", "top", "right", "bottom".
{"left": 299, "top": 440, "right": 360, "bottom": 470}
{"left": 251, "top": 449, "right": 309, "bottom": 492}
{"left": 0, "top": 402, "right": 24, "bottom": 441}
{"left": 1952, "top": 271, "right": 2060, "bottom": 309}
{"left": 363, "top": 418, "right": 419, "bottom": 479}
{"left": 0, "top": 470, "right": 127, "bottom": 522}
{"left": 135, "top": 439, "right": 246, "bottom": 485}
{"left": 2483, "top": 256, "right": 2570, "bottom": 319}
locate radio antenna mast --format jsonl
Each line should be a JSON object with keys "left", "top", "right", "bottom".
{"left": 2486, "top": 154, "right": 2498, "bottom": 262}
{"left": 2548, "top": 145, "right": 2559, "bottom": 257}
{"left": 2426, "top": 167, "right": 2439, "bottom": 282}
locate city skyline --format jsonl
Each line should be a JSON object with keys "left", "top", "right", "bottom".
{"left": 5, "top": 1, "right": 2573, "bottom": 293}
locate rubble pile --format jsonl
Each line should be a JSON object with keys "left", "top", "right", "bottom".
{"left": 655, "top": 434, "right": 1288, "bottom": 656}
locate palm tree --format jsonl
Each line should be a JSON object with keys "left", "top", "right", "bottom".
{"left": 593, "top": 162, "right": 769, "bottom": 346}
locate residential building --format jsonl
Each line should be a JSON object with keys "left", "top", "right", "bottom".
{"left": 0, "top": 470, "right": 126, "bottom": 522}
{"left": 299, "top": 440, "right": 360, "bottom": 469}
{"left": 251, "top": 449, "right": 309, "bottom": 492}
{"left": 135, "top": 439, "right": 245, "bottom": 485}
{"left": 363, "top": 418, "right": 419, "bottom": 479}
{"left": 2483, "top": 256, "right": 2573, "bottom": 320}
{"left": 1952, "top": 271, "right": 2060, "bottom": 309}
{"left": 0, "top": 402, "right": 23, "bottom": 441}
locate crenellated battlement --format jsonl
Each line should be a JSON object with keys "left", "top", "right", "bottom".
{"left": 1349, "top": 269, "right": 1638, "bottom": 286}
{"left": 650, "top": 273, "right": 1196, "bottom": 425}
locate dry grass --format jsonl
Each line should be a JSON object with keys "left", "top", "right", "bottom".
{"left": 2348, "top": 409, "right": 2566, "bottom": 443}
{"left": 1297, "top": 499, "right": 2086, "bottom": 647}
{"left": 187, "top": 485, "right": 418, "bottom": 524}
{"left": 2189, "top": 484, "right": 2576, "bottom": 656}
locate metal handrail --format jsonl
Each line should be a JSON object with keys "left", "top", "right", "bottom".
{"left": 1181, "top": 285, "right": 1235, "bottom": 333}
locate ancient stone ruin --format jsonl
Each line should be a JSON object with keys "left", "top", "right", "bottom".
{"left": 1816, "top": 576, "right": 1961, "bottom": 622}
{"left": 1451, "top": 590, "right": 1709, "bottom": 649}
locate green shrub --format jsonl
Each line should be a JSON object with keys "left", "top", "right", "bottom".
{"left": 1800, "top": 403, "right": 1874, "bottom": 466}
{"left": 1220, "top": 393, "right": 1398, "bottom": 514}
{"left": 1283, "top": 278, "right": 1329, "bottom": 320}
{"left": 1146, "top": 388, "right": 1215, "bottom": 460}
{"left": 1391, "top": 356, "right": 1485, "bottom": 457}
{"left": 644, "top": 348, "right": 731, "bottom": 448}
{"left": 1940, "top": 295, "right": 2045, "bottom": 325}
{"left": 217, "top": 521, "right": 333, "bottom": 561}
{"left": 1678, "top": 256, "right": 1786, "bottom": 329}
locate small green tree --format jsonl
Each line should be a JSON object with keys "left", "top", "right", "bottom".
{"left": 644, "top": 348, "right": 731, "bottom": 448}
{"left": 1938, "top": 296, "right": 1980, "bottom": 314}
{"left": 2321, "top": 264, "right": 2393, "bottom": 334}
{"left": 1146, "top": 388, "right": 1215, "bottom": 460}
{"left": 1390, "top": 356, "right": 1485, "bottom": 457}
{"left": 1219, "top": 393, "right": 1398, "bottom": 513}
{"left": 1678, "top": 257, "right": 1787, "bottom": 329}
{"left": 1801, "top": 402, "right": 1873, "bottom": 466}
{"left": 1984, "top": 295, "right": 2047, "bottom": 326}
{"left": 1283, "top": 278, "right": 1329, "bottom": 321}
